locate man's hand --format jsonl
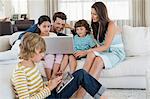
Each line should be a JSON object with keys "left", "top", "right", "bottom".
{"left": 65, "top": 23, "right": 74, "bottom": 29}
{"left": 47, "top": 76, "right": 62, "bottom": 91}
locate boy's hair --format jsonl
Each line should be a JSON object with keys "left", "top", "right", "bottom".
{"left": 74, "top": 19, "right": 91, "bottom": 34}
{"left": 53, "top": 12, "right": 67, "bottom": 22}
{"left": 19, "top": 32, "right": 46, "bottom": 60}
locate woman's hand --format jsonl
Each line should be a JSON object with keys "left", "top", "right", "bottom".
{"left": 74, "top": 51, "right": 87, "bottom": 58}
{"left": 47, "top": 76, "right": 62, "bottom": 91}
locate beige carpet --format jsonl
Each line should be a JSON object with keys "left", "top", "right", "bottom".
{"left": 84, "top": 89, "right": 147, "bottom": 99}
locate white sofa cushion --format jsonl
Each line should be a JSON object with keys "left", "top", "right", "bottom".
{"left": 122, "top": 26, "right": 150, "bottom": 56}
{"left": 75, "top": 56, "right": 150, "bottom": 77}
{"left": 9, "top": 31, "right": 24, "bottom": 46}
{"left": 0, "top": 60, "right": 18, "bottom": 98}
{"left": 0, "top": 35, "right": 11, "bottom": 52}
{"left": 101, "top": 55, "right": 150, "bottom": 77}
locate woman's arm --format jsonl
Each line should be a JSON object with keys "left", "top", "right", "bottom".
{"left": 88, "top": 21, "right": 118, "bottom": 52}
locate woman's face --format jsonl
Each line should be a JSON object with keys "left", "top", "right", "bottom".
{"left": 91, "top": 8, "right": 99, "bottom": 22}
{"left": 38, "top": 21, "right": 51, "bottom": 36}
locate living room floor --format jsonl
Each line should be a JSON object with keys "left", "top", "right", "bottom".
{"left": 84, "top": 89, "right": 147, "bottom": 99}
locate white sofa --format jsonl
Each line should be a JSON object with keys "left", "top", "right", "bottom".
{"left": 0, "top": 26, "right": 150, "bottom": 98}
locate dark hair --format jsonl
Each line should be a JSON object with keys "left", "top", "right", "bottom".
{"left": 38, "top": 15, "right": 51, "bottom": 25}
{"left": 74, "top": 19, "right": 91, "bottom": 34}
{"left": 91, "top": 2, "right": 110, "bottom": 43}
{"left": 52, "top": 12, "right": 67, "bottom": 22}
{"left": 36, "top": 15, "right": 51, "bottom": 33}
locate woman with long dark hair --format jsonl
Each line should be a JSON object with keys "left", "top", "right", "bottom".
{"left": 75, "top": 2, "right": 125, "bottom": 98}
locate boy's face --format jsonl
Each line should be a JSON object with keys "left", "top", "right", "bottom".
{"left": 38, "top": 21, "right": 51, "bottom": 36}
{"left": 76, "top": 26, "right": 87, "bottom": 37}
{"left": 32, "top": 49, "right": 45, "bottom": 63}
{"left": 53, "top": 17, "right": 66, "bottom": 33}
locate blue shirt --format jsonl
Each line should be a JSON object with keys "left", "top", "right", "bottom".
{"left": 18, "top": 24, "right": 38, "bottom": 39}
{"left": 74, "top": 34, "right": 96, "bottom": 51}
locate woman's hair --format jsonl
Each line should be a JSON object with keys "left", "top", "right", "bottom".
{"left": 19, "top": 32, "right": 46, "bottom": 60}
{"left": 91, "top": 2, "right": 110, "bottom": 43}
{"left": 35, "top": 15, "right": 51, "bottom": 33}
{"left": 74, "top": 19, "right": 91, "bottom": 34}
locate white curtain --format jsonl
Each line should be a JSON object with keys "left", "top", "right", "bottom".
{"left": 45, "top": 0, "right": 58, "bottom": 20}
{"left": 145, "top": 0, "right": 150, "bottom": 26}
{"left": 129, "top": 0, "right": 146, "bottom": 26}
{"left": 0, "top": 0, "right": 4, "bottom": 17}
{"left": 114, "top": 0, "right": 148, "bottom": 28}
{"left": 0, "top": 0, "right": 13, "bottom": 18}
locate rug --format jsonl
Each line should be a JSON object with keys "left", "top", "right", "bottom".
{"left": 84, "top": 89, "right": 147, "bottom": 99}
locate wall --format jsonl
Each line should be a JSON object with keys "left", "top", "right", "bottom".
{"left": 27, "top": 0, "right": 46, "bottom": 23}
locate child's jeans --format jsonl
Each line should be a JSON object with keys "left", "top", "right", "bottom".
{"left": 47, "top": 69, "right": 106, "bottom": 99}
{"left": 44, "top": 54, "right": 63, "bottom": 69}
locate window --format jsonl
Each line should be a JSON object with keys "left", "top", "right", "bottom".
{"left": 107, "top": 0, "right": 129, "bottom": 20}
{"left": 58, "top": 0, "right": 129, "bottom": 21}
{"left": 12, "top": 0, "right": 28, "bottom": 14}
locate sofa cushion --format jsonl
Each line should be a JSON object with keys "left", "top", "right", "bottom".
{"left": 101, "top": 55, "right": 150, "bottom": 77}
{"left": 0, "top": 35, "right": 11, "bottom": 52}
{"left": 0, "top": 60, "right": 18, "bottom": 98}
{"left": 122, "top": 26, "right": 150, "bottom": 56}
{"left": 9, "top": 31, "right": 24, "bottom": 46}
{"left": 75, "top": 56, "right": 150, "bottom": 77}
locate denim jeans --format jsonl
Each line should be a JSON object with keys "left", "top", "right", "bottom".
{"left": 47, "top": 69, "right": 105, "bottom": 99}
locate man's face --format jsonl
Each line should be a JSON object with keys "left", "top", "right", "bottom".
{"left": 53, "top": 17, "right": 66, "bottom": 33}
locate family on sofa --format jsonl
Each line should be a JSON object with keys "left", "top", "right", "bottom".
{"left": 0, "top": 2, "right": 125, "bottom": 99}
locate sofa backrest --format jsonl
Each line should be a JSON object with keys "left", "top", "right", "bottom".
{"left": 14, "top": 20, "right": 35, "bottom": 32}
{"left": 122, "top": 25, "right": 150, "bottom": 57}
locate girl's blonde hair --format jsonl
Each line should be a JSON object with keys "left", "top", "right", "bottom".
{"left": 19, "top": 32, "right": 46, "bottom": 60}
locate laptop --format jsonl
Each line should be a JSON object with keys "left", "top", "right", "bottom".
{"left": 43, "top": 36, "right": 74, "bottom": 54}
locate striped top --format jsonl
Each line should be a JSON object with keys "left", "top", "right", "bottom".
{"left": 11, "top": 63, "right": 51, "bottom": 99}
